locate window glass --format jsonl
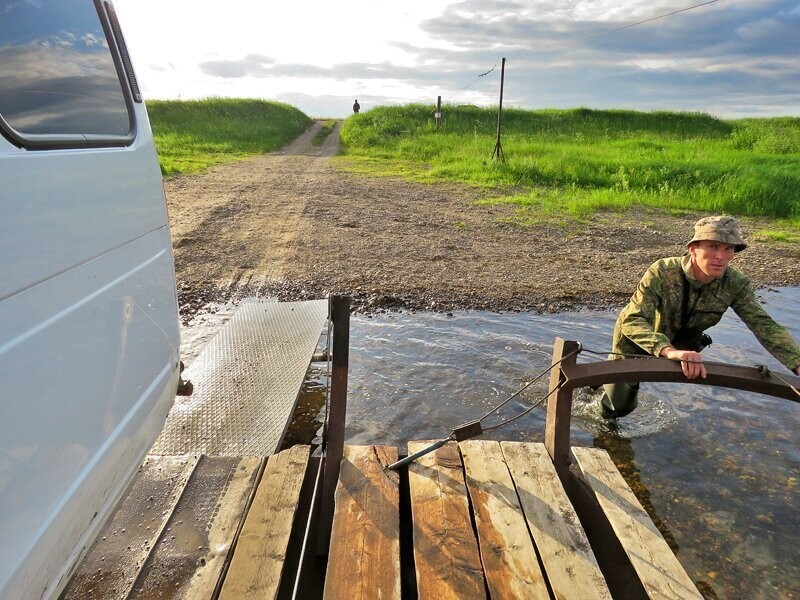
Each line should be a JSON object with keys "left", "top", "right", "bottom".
{"left": 0, "top": 0, "right": 131, "bottom": 138}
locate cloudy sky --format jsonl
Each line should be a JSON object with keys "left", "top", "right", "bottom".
{"left": 112, "top": 0, "right": 800, "bottom": 118}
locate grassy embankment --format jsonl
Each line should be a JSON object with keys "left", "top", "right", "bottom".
{"left": 339, "top": 105, "right": 800, "bottom": 239}
{"left": 148, "top": 98, "right": 312, "bottom": 175}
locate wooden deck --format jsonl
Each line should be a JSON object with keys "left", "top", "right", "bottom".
{"left": 59, "top": 308, "right": 739, "bottom": 599}
{"left": 323, "top": 442, "right": 701, "bottom": 600}
{"left": 63, "top": 440, "right": 701, "bottom": 599}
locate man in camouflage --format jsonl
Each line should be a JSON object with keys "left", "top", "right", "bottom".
{"left": 601, "top": 215, "right": 800, "bottom": 418}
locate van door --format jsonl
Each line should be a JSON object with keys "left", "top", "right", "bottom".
{"left": 0, "top": 1, "right": 181, "bottom": 598}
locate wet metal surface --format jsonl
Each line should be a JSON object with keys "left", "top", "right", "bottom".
{"left": 130, "top": 456, "right": 260, "bottom": 600}
{"left": 60, "top": 455, "right": 198, "bottom": 600}
{"left": 151, "top": 299, "right": 327, "bottom": 456}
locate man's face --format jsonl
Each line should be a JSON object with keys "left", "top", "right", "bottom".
{"left": 689, "top": 240, "right": 736, "bottom": 281}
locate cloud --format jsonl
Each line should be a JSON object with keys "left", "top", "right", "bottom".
{"left": 399, "top": 0, "right": 800, "bottom": 114}
{"left": 199, "top": 54, "right": 275, "bottom": 78}
{"left": 128, "top": 0, "right": 800, "bottom": 117}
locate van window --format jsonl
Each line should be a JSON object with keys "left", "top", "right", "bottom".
{"left": 0, "top": 0, "right": 132, "bottom": 144}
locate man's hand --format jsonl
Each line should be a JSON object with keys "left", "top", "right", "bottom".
{"left": 795, "top": 366, "right": 800, "bottom": 376}
{"left": 660, "top": 346, "right": 708, "bottom": 380}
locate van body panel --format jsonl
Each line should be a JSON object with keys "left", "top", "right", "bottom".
{"left": 0, "top": 105, "right": 166, "bottom": 301}
{"left": 0, "top": 2, "right": 182, "bottom": 597}
{"left": 0, "top": 227, "right": 180, "bottom": 598}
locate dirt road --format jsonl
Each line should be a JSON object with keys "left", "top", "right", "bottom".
{"left": 166, "top": 121, "right": 800, "bottom": 321}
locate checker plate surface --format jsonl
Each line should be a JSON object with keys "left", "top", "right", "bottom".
{"left": 151, "top": 299, "right": 328, "bottom": 456}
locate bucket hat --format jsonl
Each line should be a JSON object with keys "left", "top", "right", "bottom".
{"left": 687, "top": 215, "right": 747, "bottom": 252}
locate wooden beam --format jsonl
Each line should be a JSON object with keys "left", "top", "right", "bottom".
{"left": 323, "top": 445, "right": 400, "bottom": 600}
{"left": 501, "top": 442, "right": 612, "bottom": 599}
{"left": 219, "top": 445, "right": 311, "bottom": 600}
{"left": 407, "top": 441, "right": 486, "bottom": 599}
{"left": 545, "top": 338, "right": 580, "bottom": 480}
{"left": 459, "top": 440, "right": 550, "bottom": 600}
{"left": 571, "top": 447, "right": 702, "bottom": 600}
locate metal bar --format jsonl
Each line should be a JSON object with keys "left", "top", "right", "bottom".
{"left": 544, "top": 338, "right": 580, "bottom": 479}
{"left": 544, "top": 338, "right": 799, "bottom": 484}
{"left": 290, "top": 456, "right": 325, "bottom": 600}
{"left": 560, "top": 356, "right": 800, "bottom": 402}
{"left": 385, "top": 438, "right": 450, "bottom": 471}
{"left": 317, "top": 295, "right": 350, "bottom": 555}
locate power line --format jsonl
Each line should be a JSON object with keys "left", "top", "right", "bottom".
{"left": 444, "top": 62, "right": 497, "bottom": 103}
{"left": 442, "top": 0, "right": 721, "bottom": 101}
{"left": 548, "top": 0, "right": 721, "bottom": 52}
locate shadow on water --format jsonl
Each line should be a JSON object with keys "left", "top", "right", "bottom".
{"left": 281, "top": 366, "right": 327, "bottom": 449}
{"left": 181, "top": 287, "right": 800, "bottom": 599}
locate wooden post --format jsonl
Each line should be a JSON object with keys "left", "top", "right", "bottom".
{"left": 317, "top": 295, "right": 350, "bottom": 554}
{"left": 545, "top": 338, "right": 579, "bottom": 481}
{"left": 491, "top": 57, "right": 506, "bottom": 161}
{"left": 435, "top": 96, "right": 442, "bottom": 130}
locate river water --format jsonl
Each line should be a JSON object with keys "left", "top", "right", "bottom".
{"left": 181, "top": 286, "right": 800, "bottom": 599}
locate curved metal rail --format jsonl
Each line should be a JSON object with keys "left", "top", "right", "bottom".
{"left": 545, "top": 338, "right": 800, "bottom": 480}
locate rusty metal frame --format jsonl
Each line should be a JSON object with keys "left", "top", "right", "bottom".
{"left": 316, "top": 295, "right": 350, "bottom": 555}
{"left": 545, "top": 337, "right": 800, "bottom": 479}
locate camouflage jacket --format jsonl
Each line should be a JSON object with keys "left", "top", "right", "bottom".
{"left": 612, "top": 255, "right": 800, "bottom": 371}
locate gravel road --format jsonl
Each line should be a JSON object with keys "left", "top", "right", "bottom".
{"left": 165, "top": 121, "right": 800, "bottom": 321}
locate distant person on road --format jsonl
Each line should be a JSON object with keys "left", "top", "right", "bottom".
{"left": 352, "top": 99, "right": 360, "bottom": 114}
{"left": 600, "top": 215, "right": 800, "bottom": 418}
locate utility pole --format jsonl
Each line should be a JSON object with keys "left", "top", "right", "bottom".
{"left": 491, "top": 57, "right": 506, "bottom": 162}
{"left": 435, "top": 96, "right": 442, "bottom": 130}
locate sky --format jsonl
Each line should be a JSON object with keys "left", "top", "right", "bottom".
{"left": 111, "top": 0, "right": 800, "bottom": 118}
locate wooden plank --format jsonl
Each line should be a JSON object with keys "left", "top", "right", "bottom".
{"left": 127, "top": 456, "right": 261, "bottom": 600}
{"left": 571, "top": 447, "right": 702, "bottom": 600}
{"left": 459, "top": 440, "right": 550, "bottom": 600}
{"left": 218, "top": 445, "right": 310, "bottom": 600}
{"left": 323, "top": 445, "right": 400, "bottom": 600}
{"left": 407, "top": 441, "right": 486, "bottom": 600}
{"left": 545, "top": 338, "right": 580, "bottom": 480}
{"left": 501, "top": 442, "right": 612, "bottom": 599}
{"left": 61, "top": 455, "right": 199, "bottom": 600}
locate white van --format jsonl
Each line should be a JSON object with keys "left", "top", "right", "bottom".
{"left": 0, "top": 1, "right": 181, "bottom": 598}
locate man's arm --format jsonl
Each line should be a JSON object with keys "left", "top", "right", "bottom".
{"left": 617, "top": 263, "right": 673, "bottom": 357}
{"left": 731, "top": 280, "right": 800, "bottom": 374}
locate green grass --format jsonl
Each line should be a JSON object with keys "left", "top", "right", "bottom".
{"left": 753, "top": 227, "right": 800, "bottom": 244}
{"left": 148, "top": 98, "right": 313, "bottom": 175}
{"left": 339, "top": 105, "right": 800, "bottom": 224}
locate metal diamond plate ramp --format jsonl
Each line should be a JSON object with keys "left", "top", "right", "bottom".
{"left": 151, "top": 298, "right": 328, "bottom": 456}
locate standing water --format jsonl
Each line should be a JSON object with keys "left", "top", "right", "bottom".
{"left": 182, "top": 287, "right": 800, "bottom": 599}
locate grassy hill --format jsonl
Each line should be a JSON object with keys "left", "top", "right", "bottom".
{"left": 339, "top": 105, "right": 800, "bottom": 226}
{"left": 148, "top": 98, "right": 312, "bottom": 175}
